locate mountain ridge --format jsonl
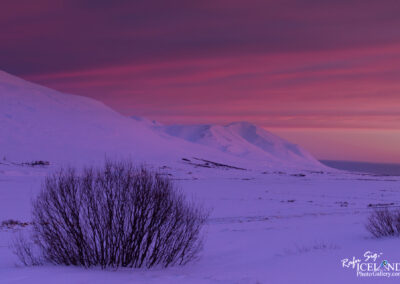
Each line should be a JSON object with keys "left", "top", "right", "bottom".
{"left": 0, "top": 70, "right": 325, "bottom": 170}
{"left": 161, "top": 121, "right": 321, "bottom": 168}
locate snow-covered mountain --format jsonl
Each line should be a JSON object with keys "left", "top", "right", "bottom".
{"left": 0, "top": 70, "right": 204, "bottom": 165}
{"left": 162, "top": 122, "right": 321, "bottom": 168}
{"left": 0, "top": 70, "right": 324, "bottom": 170}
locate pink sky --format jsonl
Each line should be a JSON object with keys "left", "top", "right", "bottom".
{"left": 2, "top": 0, "right": 400, "bottom": 163}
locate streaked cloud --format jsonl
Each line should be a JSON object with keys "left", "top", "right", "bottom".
{"left": 2, "top": 0, "right": 400, "bottom": 162}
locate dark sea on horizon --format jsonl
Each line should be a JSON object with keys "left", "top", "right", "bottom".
{"left": 320, "top": 160, "right": 400, "bottom": 176}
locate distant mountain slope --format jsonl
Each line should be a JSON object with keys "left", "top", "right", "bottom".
{"left": 0, "top": 70, "right": 324, "bottom": 170}
{"left": 162, "top": 122, "right": 323, "bottom": 168}
{"left": 0, "top": 70, "right": 203, "bottom": 165}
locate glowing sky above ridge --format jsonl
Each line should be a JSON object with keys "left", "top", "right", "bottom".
{"left": 2, "top": 0, "right": 400, "bottom": 163}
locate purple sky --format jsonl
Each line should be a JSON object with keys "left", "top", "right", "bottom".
{"left": 2, "top": 0, "right": 400, "bottom": 162}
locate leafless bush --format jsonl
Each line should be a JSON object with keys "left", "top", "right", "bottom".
{"left": 11, "top": 232, "right": 43, "bottom": 266}
{"left": 30, "top": 160, "right": 208, "bottom": 268}
{"left": 366, "top": 209, "right": 400, "bottom": 238}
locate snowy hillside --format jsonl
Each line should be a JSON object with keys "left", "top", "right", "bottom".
{"left": 0, "top": 70, "right": 323, "bottom": 170}
{"left": 162, "top": 122, "right": 323, "bottom": 168}
{"left": 0, "top": 70, "right": 219, "bottom": 166}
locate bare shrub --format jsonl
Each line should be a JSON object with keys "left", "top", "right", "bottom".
{"left": 366, "top": 208, "right": 400, "bottom": 238}
{"left": 30, "top": 160, "right": 208, "bottom": 268}
{"left": 11, "top": 232, "right": 43, "bottom": 266}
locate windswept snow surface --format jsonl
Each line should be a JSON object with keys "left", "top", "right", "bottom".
{"left": 1, "top": 163, "right": 400, "bottom": 284}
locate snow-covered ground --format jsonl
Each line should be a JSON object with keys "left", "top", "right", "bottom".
{"left": 1, "top": 162, "right": 400, "bottom": 283}
{"left": 1, "top": 70, "right": 399, "bottom": 283}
